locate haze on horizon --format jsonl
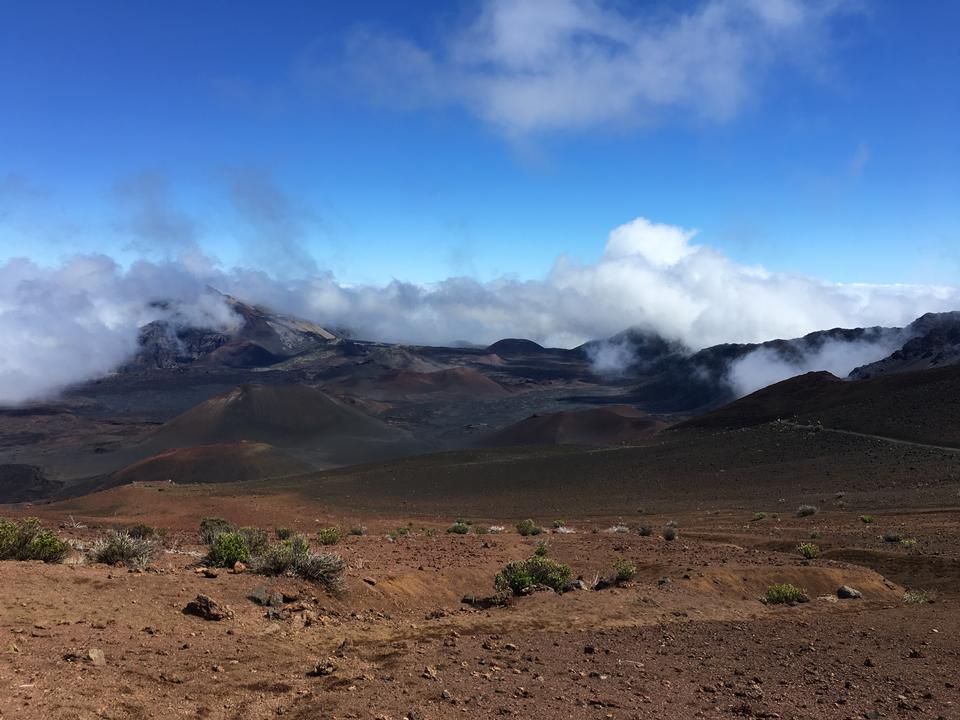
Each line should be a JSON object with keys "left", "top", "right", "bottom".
{"left": 1, "top": 0, "right": 958, "bottom": 402}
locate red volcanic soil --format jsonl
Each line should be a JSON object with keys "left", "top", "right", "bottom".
{"left": 151, "top": 383, "right": 405, "bottom": 448}
{"left": 112, "top": 442, "right": 313, "bottom": 485}
{"left": 678, "top": 364, "right": 960, "bottom": 446}
{"left": 482, "top": 405, "right": 666, "bottom": 446}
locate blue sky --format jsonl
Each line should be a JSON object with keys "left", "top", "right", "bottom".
{"left": 1, "top": 0, "right": 958, "bottom": 287}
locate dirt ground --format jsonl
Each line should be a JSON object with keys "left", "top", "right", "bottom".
{"left": 2, "top": 502, "right": 959, "bottom": 720}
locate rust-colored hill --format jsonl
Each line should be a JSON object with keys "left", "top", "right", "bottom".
{"left": 676, "top": 364, "right": 960, "bottom": 447}
{"left": 336, "top": 367, "right": 510, "bottom": 400}
{"left": 151, "top": 383, "right": 405, "bottom": 448}
{"left": 482, "top": 405, "right": 665, "bottom": 447}
{"left": 112, "top": 442, "right": 313, "bottom": 485}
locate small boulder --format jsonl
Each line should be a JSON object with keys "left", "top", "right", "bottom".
{"left": 837, "top": 585, "right": 863, "bottom": 599}
{"left": 249, "top": 585, "right": 284, "bottom": 607}
{"left": 184, "top": 594, "right": 234, "bottom": 621}
{"left": 312, "top": 658, "right": 337, "bottom": 676}
{"left": 88, "top": 648, "right": 106, "bottom": 667}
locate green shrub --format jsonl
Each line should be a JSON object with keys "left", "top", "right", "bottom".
{"left": 765, "top": 583, "right": 808, "bottom": 604}
{"left": 253, "top": 535, "right": 345, "bottom": 591}
{"left": 388, "top": 526, "right": 410, "bottom": 541}
{"left": 903, "top": 590, "right": 932, "bottom": 604}
{"left": 199, "top": 517, "right": 233, "bottom": 544}
{"left": 275, "top": 527, "right": 294, "bottom": 540}
{"left": 533, "top": 540, "right": 549, "bottom": 557}
{"left": 516, "top": 519, "right": 543, "bottom": 537}
{"left": 238, "top": 526, "right": 269, "bottom": 555}
{"left": 0, "top": 517, "right": 70, "bottom": 563}
{"left": 207, "top": 531, "right": 250, "bottom": 568}
{"left": 494, "top": 555, "right": 572, "bottom": 595}
{"left": 424, "top": 527, "right": 437, "bottom": 537}
{"left": 447, "top": 522, "right": 470, "bottom": 535}
{"left": 662, "top": 525, "right": 678, "bottom": 541}
{"left": 859, "top": 515, "right": 875, "bottom": 524}
{"left": 751, "top": 512, "right": 767, "bottom": 522}
{"left": 90, "top": 531, "right": 158, "bottom": 569}
{"left": 796, "top": 505, "right": 818, "bottom": 518}
{"left": 474, "top": 525, "right": 489, "bottom": 535}
{"left": 797, "top": 542, "right": 819, "bottom": 559}
{"left": 317, "top": 526, "right": 342, "bottom": 545}
{"left": 553, "top": 520, "right": 566, "bottom": 529}
{"left": 899, "top": 537, "right": 918, "bottom": 549}
{"left": 613, "top": 557, "right": 637, "bottom": 582}
{"left": 127, "top": 523, "right": 156, "bottom": 539}
{"left": 637, "top": 526, "right": 653, "bottom": 537}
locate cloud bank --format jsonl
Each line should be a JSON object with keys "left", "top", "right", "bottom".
{"left": 341, "top": 0, "right": 849, "bottom": 135}
{"left": 3, "top": 215, "right": 958, "bottom": 405}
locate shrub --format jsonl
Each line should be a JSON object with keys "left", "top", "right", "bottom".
{"left": 796, "top": 542, "right": 819, "bottom": 559}
{"left": 474, "top": 525, "right": 489, "bottom": 535}
{"left": 882, "top": 530, "right": 903, "bottom": 543}
{"left": 317, "top": 526, "right": 342, "bottom": 545}
{"left": 751, "top": 512, "right": 767, "bottom": 522}
{"left": 90, "top": 531, "right": 159, "bottom": 569}
{"left": 516, "top": 519, "right": 543, "bottom": 536}
{"left": 238, "top": 526, "right": 269, "bottom": 555}
{"left": 899, "top": 537, "right": 918, "bottom": 549}
{"left": 903, "top": 590, "right": 932, "bottom": 605}
{"left": 388, "top": 526, "right": 410, "bottom": 541}
{"left": 613, "top": 557, "right": 637, "bottom": 582}
{"left": 207, "top": 531, "right": 250, "bottom": 568}
{"left": 859, "top": 515, "right": 875, "bottom": 524}
{"left": 0, "top": 517, "right": 70, "bottom": 563}
{"left": 662, "top": 525, "right": 678, "bottom": 541}
{"left": 199, "top": 517, "right": 233, "bottom": 544}
{"left": 609, "top": 523, "right": 629, "bottom": 534}
{"left": 765, "top": 583, "right": 808, "bottom": 604}
{"left": 494, "top": 555, "right": 572, "bottom": 595}
{"left": 447, "top": 522, "right": 470, "bottom": 535}
{"left": 665, "top": 519, "right": 679, "bottom": 528}
{"left": 424, "top": 528, "right": 437, "bottom": 537}
{"left": 637, "top": 526, "right": 653, "bottom": 537}
{"left": 533, "top": 540, "right": 549, "bottom": 557}
{"left": 127, "top": 523, "right": 156, "bottom": 539}
{"left": 275, "top": 527, "right": 294, "bottom": 540}
{"left": 796, "top": 505, "right": 818, "bottom": 518}
{"left": 553, "top": 520, "right": 566, "bottom": 529}
{"left": 294, "top": 553, "right": 347, "bottom": 593}
{"left": 348, "top": 525, "right": 367, "bottom": 536}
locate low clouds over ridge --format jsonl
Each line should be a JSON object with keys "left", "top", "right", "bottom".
{"left": 2, "top": 215, "right": 958, "bottom": 404}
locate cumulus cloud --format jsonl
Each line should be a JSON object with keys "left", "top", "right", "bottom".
{"left": 2, "top": 215, "right": 959, "bottom": 405}
{"left": 340, "top": 0, "right": 850, "bottom": 135}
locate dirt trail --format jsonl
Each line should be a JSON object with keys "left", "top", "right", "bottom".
{"left": 779, "top": 419, "right": 960, "bottom": 453}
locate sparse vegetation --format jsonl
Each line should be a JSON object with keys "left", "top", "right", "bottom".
{"left": 751, "top": 512, "right": 767, "bottom": 522}
{"left": 494, "top": 555, "right": 572, "bottom": 595}
{"left": 765, "top": 583, "right": 809, "bottom": 604}
{"left": 899, "top": 537, "right": 918, "bottom": 549}
{"left": 613, "top": 557, "right": 637, "bottom": 582}
{"left": 637, "top": 526, "right": 653, "bottom": 537}
{"left": 662, "top": 525, "right": 678, "bottom": 541}
{"left": 275, "top": 527, "right": 294, "bottom": 540}
{"left": 797, "top": 542, "right": 819, "bottom": 559}
{"left": 487, "top": 526, "right": 505, "bottom": 534}
{"left": 348, "top": 525, "right": 367, "bottom": 536}
{"left": 553, "top": 520, "right": 566, "bottom": 529}
{"left": 388, "top": 526, "right": 411, "bottom": 541}
{"left": 424, "top": 528, "right": 437, "bottom": 537}
{"left": 317, "top": 526, "right": 343, "bottom": 545}
{"left": 238, "top": 526, "right": 269, "bottom": 554}
{"left": 199, "top": 517, "right": 233, "bottom": 544}
{"left": 882, "top": 530, "right": 903, "bottom": 543}
{"left": 206, "top": 531, "right": 251, "bottom": 568}
{"left": 609, "top": 523, "right": 629, "bottom": 533}
{"left": 796, "top": 505, "right": 818, "bottom": 517}
{"left": 903, "top": 590, "right": 932, "bottom": 605}
{"left": 533, "top": 540, "right": 549, "bottom": 557}
{"left": 0, "top": 518, "right": 70, "bottom": 563}
{"left": 127, "top": 523, "right": 156, "bottom": 539}
{"left": 253, "top": 534, "right": 345, "bottom": 592}
{"left": 447, "top": 521, "right": 470, "bottom": 535}
{"left": 859, "top": 515, "right": 875, "bottom": 524}
{"left": 90, "top": 531, "right": 159, "bottom": 569}
{"left": 516, "top": 519, "right": 543, "bottom": 536}
{"left": 474, "top": 525, "right": 489, "bottom": 535}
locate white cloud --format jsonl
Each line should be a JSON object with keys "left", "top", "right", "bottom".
{"left": 342, "top": 0, "right": 850, "bottom": 135}
{"left": 1, "top": 216, "right": 958, "bottom": 405}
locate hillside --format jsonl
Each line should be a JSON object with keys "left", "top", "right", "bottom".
{"left": 482, "top": 405, "right": 665, "bottom": 446}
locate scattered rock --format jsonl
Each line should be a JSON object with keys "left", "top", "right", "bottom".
{"left": 312, "top": 658, "right": 337, "bottom": 676}
{"left": 363, "top": 577, "right": 377, "bottom": 586}
{"left": 87, "top": 648, "right": 106, "bottom": 667}
{"left": 159, "top": 672, "right": 184, "bottom": 684}
{"left": 837, "top": 585, "right": 863, "bottom": 599}
{"left": 422, "top": 665, "right": 438, "bottom": 680}
{"left": 202, "top": 568, "right": 219, "bottom": 579}
{"left": 183, "top": 594, "right": 234, "bottom": 621}
{"left": 232, "top": 561, "right": 246, "bottom": 573}
{"left": 249, "top": 585, "right": 284, "bottom": 607}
